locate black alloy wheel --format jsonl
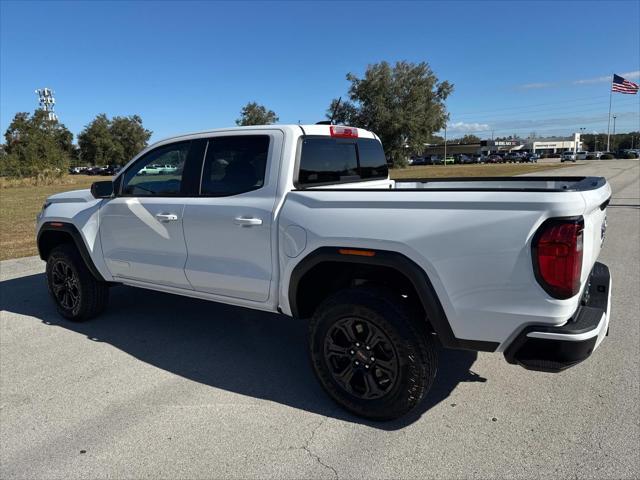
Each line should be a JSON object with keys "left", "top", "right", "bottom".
{"left": 324, "top": 316, "right": 399, "bottom": 400}
{"left": 309, "top": 286, "right": 438, "bottom": 420}
{"left": 50, "top": 259, "right": 81, "bottom": 311}
{"left": 46, "top": 243, "right": 109, "bottom": 321}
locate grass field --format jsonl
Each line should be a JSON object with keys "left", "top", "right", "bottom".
{"left": 0, "top": 163, "right": 567, "bottom": 261}
{"left": 1, "top": 175, "right": 95, "bottom": 261}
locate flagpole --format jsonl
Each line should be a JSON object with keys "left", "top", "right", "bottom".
{"left": 606, "top": 73, "right": 613, "bottom": 152}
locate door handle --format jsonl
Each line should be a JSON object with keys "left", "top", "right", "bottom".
{"left": 155, "top": 213, "right": 178, "bottom": 222}
{"left": 234, "top": 216, "right": 263, "bottom": 226}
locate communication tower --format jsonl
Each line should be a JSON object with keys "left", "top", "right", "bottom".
{"left": 35, "top": 88, "right": 58, "bottom": 121}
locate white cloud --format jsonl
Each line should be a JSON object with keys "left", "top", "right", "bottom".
{"left": 447, "top": 121, "right": 490, "bottom": 132}
{"left": 518, "top": 82, "right": 557, "bottom": 90}
{"left": 572, "top": 75, "right": 611, "bottom": 85}
{"left": 490, "top": 111, "right": 639, "bottom": 129}
{"left": 517, "top": 71, "right": 640, "bottom": 89}
{"left": 573, "top": 71, "right": 640, "bottom": 85}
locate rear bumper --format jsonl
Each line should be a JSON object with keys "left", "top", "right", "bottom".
{"left": 504, "top": 262, "right": 611, "bottom": 372}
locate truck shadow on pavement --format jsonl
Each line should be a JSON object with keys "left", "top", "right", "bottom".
{"left": 1, "top": 273, "right": 486, "bottom": 430}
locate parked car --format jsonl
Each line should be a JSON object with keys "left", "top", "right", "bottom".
{"left": 561, "top": 152, "right": 577, "bottom": 162}
{"left": 36, "top": 124, "right": 612, "bottom": 421}
{"left": 457, "top": 154, "right": 475, "bottom": 164}
{"left": 443, "top": 155, "right": 455, "bottom": 165}
{"left": 523, "top": 153, "right": 539, "bottom": 163}
{"left": 485, "top": 154, "right": 503, "bottom": 164}
{"left": 100, "top": 165, "right": 121, "bottom": 176}
{"left": 576, "top": 151, "right": 589, "bottom": 160}
{"left": 138, "top": 164, "right": 163, "bottom": 175}
{"left": 619, "top": 150, "right": 639, "bottom": 159}
{"left": 86, "top": 166, "right": 106, "bottom": 175}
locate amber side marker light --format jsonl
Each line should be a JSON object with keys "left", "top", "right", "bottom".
{"left": 338, "top": 248, "right": 376, "bottom": 257}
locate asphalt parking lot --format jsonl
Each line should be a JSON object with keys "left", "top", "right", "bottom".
{"left": 1, "top": 159, "right": 638, "bottom": 479}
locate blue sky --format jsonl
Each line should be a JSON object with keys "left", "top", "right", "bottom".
{"left": 1, "top": 1, "right": 639, "bottom": 142}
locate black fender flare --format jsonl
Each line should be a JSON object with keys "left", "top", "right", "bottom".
{"left": 37, "top": 222, "right": 106, "bottom": 282}
{"left": 288, "top": 247, "right": 498, "bottom": 352}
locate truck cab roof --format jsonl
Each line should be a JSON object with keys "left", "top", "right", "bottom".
{"left": 154, "top": 124, "right": 377, "bottom": 148}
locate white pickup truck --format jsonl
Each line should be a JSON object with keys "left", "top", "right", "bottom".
{"left": 36, "top": 124, "right": 612, "bottom": 420}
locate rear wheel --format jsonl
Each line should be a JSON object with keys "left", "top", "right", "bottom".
{"left": 309, "top": 286, "right": 438, "bottom": 420}
{"left": 46, "top": 244, "right": 109, "bottom": 321}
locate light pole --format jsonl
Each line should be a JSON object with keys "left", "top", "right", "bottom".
{"left": 443, "top": 125, "right": 447, "bottom": 165}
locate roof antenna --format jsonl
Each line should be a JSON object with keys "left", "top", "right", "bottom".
{"left": 330, "top": 97, "right": 342, "bottom": 125}
{"left": 316, "top": 97, "right": 341, "bottom": 125}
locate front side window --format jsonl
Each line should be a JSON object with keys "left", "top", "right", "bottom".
{"left": 121, "top": 141, "right": 190, "bottom": 196}
{"left": 201, "top": 135, "right": 270, "bottom": 196}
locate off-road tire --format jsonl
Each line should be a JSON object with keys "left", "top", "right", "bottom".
{"left": 46, "top": 243, "right": 109, "bottom": 321}
{"left": 309, "top": 286, "right": 438, "bottom": 420}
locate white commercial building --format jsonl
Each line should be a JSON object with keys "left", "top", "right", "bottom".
{"left": 530, "top": 133, "right": 583, "bottom": 154}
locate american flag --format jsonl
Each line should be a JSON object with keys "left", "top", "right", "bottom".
{"left": 612, "top": 74, "right": 639, "bottom": 94}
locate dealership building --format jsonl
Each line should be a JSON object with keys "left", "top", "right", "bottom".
{"left": 423, "top": 133, "right": 584, "bottom": 156}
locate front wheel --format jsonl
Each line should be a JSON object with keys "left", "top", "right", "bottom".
{"left": 309, "top": 286, "right": 438, "bottom": 420}
{"left": 46, "top": 244, "right": 109, "bottom": 321}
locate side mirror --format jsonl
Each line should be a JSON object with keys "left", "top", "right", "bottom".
{"left": 90, "top": 181, "right": 114, "bottom": 199}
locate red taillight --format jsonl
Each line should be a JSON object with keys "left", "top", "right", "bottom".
{"left": 329, "top": 125, "right": 358, "bottom": 138}
{"left": 533, "top": 218, "right": 584, "bottom": 299}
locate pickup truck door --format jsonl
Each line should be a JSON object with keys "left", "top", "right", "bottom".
{"left": 182, "top": 131, "right": 283, "bottom": 302}
{"left": 99, "top": 140, "right": 205, "bottom": 289}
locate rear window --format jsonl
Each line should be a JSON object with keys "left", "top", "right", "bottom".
{"left": 297, "top": 137, "right": 388, "bottom": 186}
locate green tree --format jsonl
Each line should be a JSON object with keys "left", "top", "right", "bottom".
{"left": 581, "top": 132, "right": 639, "bottom": 152}
{"left": 454, "top": 134, "right": 481, "bottom": 144}
{"left": 110, "top": 115, "right": 152, "bottom": 164}
{"left": 236, "top": 102, "right": 279, "bottom": 126}
{"left": 327, "top": 61, "right": 453, "bottom": 167}
{"left": 78, "top": 114, "right": 115, "bottom": 166}
{"left": 1, "top": 110, "right": 73, "bottom": 178}
{"left": 78, "top": 114, "right": 151, "bottom": 166}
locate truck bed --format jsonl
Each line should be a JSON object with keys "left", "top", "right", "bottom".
{"left": 392, "top": 176, "right": 606, "bottom": 192}
{"left": 280, "top": 175, "right": 611, "bottom": 347}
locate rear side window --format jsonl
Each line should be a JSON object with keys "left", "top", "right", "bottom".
{"left": 297, "top": 137, "right": 388, "bottom": 186}
{"left": 358, "top": 138, "right": 388, "bottom": 179}
{"left": 201, "top": 135, "right": 270, "bottom": 196}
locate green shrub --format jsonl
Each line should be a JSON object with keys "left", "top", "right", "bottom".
{"left": 600, "top": 154, "right": 615, "bottom": 160}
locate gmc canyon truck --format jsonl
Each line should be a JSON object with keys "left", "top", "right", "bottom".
{"left": 36, "top": 124, "right": 612, "bottom": 420}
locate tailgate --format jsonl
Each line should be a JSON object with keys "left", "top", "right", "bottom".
{"left": 579, "top": 182, "right": 611, "bottom": 287}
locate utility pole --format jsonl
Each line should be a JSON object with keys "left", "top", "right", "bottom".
{"left": 612, "top": 115, "right": 617, "bottom": 152}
